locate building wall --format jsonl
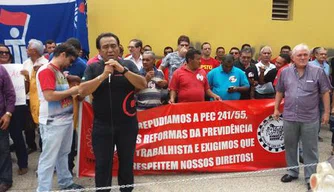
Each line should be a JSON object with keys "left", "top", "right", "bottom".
{"left": 87, "top": 0, "right": 334, "bottom": 58}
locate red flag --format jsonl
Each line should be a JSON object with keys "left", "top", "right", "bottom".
{"left": 0, "top": 9, "right": 28, "bottom": 26}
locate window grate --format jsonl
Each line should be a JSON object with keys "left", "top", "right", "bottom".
{"left": 272, "top": 0, "right": 291, "bottom": 20}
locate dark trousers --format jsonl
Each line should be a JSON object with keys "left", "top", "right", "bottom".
{"left": 9, "top": 105, "right": 28, "bottom": 169}
{"left": 0, "top": 129, "right": 12, "bottom": 185}
{"left": 24, "top": 102, "right": 37, "bottom": 150}
{"left": 38, "top": 127, "right": 42, "bottom": 151}
{"left": 255, "top": 92, "right": 275, "bottom": 99}
{"left": 329, "top": 115, "right": 334, "bottom": 146}
{"left": 92, "top": 119, "right": 138, "bottom": 192}
{"left": 68, "top": 130, "right": 77, "bottom": 174}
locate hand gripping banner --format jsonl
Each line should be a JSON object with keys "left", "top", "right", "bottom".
{"left": 77, "top": 100, "right": 285, "bottom": 177}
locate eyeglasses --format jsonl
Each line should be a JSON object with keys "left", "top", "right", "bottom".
{"left": 0, "top": 51, "right": 10, "bottom": 55}
{"left": 230, "top": 52, "right": 239, "bottom": 55}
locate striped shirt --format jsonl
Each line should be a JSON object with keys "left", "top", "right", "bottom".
{"left": 136, "top": 67, "right": 165, "bottom": 111}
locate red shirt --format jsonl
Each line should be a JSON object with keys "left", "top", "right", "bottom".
{"left": 156, "top": 59, "right": 169, "bottom": 82}
{"left": 273, "top": 64, "right": 289, "bottom": 87}
{"left": 39, "top": 64, "right": 59, "bottom": 91}
{"left": 200, "top": 57, "right": 220, "bottom": 74}
{"left": 169, "top": 65, "right": 209, "bottom": 103}
{"left": 156, "top": 59, "right": 162, "bottom": 68}
{"left": 87, "top": 55, "right": 100, "bottom": 65}
{"left": 271, "top": 56, "right": 277, "bottom": 64}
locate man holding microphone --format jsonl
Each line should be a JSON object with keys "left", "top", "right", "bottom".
{"left": 79, "top": 32, "right": 146, "bottom": 192}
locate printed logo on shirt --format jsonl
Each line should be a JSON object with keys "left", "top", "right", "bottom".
{"left": 248, "top": 72, "right": 254, "bottom": 78}
{"left": 201, "top": 65, "right": 212, "bottom": 70}
{"left": 148, "top": 81, "right": 156, "bottom": 89}
{"left": 60, "top": 97, "right": 73, "bottom": 109}
{"left": 257, "top": 114, "right": 285, "bottom": 153}
{"left": 196, "top": 74, "right": 204, "bottom": 81}
{"left": 229, "top": 76, "right": 237, "bottom": 83}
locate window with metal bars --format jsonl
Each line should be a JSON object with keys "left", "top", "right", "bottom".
{"left": 272, "top": 0, "right": 291, "bottom": 20}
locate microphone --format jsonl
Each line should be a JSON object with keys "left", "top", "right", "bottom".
{"left": 105, "top": 58, "right": 123, "bottom": 83}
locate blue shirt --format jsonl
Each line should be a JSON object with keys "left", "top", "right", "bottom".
{"left": 64, "top": 57, "right": 87, "bottom": 78}
{"left": 309, "top": 59, "right": 330, "bottom": 76}
{"left": 207, "top": 66, "right": 250, "bottom": 100}
{"left": 49, "top": 53, "right": 87, "bottom": 78}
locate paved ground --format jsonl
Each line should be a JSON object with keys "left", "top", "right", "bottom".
{"left": 9, "top": 127, "right": 334, "bottom": 192}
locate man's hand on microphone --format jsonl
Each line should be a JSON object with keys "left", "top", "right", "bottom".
{"left": 105, "top": 59, "right": 125, "bottom": 73}
{"left": 102, "top": 62, "right": 114, "bottom": 79}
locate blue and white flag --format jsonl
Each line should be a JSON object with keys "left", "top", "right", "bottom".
{"left": 0, "top": 0, "right": 89, "bottom": 63}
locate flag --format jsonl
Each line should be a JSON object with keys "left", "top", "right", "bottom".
{"left": 0, "top": 0, "right": 89, "bottom": 63}
{"left": 0, "top": 9, "right": 28, "bottom": 26}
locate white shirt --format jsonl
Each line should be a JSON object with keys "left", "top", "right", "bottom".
{"left": 125, "top": 54, "right": 143, "bottom": 70}
{"left": 22, "top": 56, "right": 49, "bottom": 80}
{"left": 255, "top": 61, "right": 276, "bottom": 94}
{"left": 22, "top": 56, "right": 48, "bottom": 99}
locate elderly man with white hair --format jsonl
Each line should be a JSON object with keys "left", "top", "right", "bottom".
{"left": 21, "top": 39, "right": 49, "bottom": 156}
{"left": 255, "top": 46, "right": 276, "bottom": 98}
{"left": 273, "top": 43, "right": 331, "bottom": 190}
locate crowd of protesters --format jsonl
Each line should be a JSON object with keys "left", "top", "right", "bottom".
{"left": 0, "top": 33, "right": 334, "bottom": 191}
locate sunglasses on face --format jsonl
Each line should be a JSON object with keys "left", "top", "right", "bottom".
{"left": 230, "top": 52, "right": 239, "bottom": 55}
{"left": 0, "top": 51, "right": 10, "bottom": 55}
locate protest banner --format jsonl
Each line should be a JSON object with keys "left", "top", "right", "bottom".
{"left": 3, "top": 64, "right": 26, "bottom": 106}
{"left": 78, "top": 100, "right": 285, "bottom": 177}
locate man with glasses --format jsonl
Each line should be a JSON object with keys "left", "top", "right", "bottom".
{"left": 159, "top": 35, "right": 190, "bottom": 81}
{"left": 234, "top": 48, "right": 259, "bottom": 99}
{"left": 229, "top": 47, "right": 240, "bottom": 60}
{"left": 125, "top": 39, "right": 143, "bottom": 70}
{"left": 309, "top": 47, "right": 330, "bottom": 76}
{"left": 200, "top": 42, "right": 219, "bottom": 74}
{"left": 309, "top": 47, "right": 330, "bottom": 142}
{"left": 156, "top": 46, "right": 173, "bottom": 82}
{"left": 215, "top": 47, "right": 225, "bottom": 63}
{"left": 156, "top": 46, "right": 173, "bottom": 68}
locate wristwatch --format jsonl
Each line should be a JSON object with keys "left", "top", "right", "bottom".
{"left": 121, "top": 67, "right": 129, "bottom": 75}
{"left": 5, "top": 112, "right": 12, "bottom": 117}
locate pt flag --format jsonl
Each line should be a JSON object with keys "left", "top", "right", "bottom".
{"left": 0, "top": 0, "right": 89, "bottom": 64}
{"left": 78, "top": 100, "right": 286, "bottom": 177}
